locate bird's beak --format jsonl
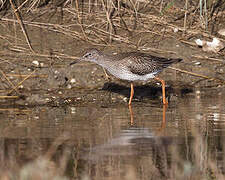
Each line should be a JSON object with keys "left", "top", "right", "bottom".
{"left": 70, "top": 61, "right": 77, "bottom": 66}
{"left": 70, "top": 58, "right": 81, "bottom": 66}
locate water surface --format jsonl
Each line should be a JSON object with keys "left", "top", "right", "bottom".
{"left": 0, "top": 87, "right": 224, "bottom": 179}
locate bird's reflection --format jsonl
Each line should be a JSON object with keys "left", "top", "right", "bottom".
{"left": 128, "top": 104, "right": 167, "bottom": 130}
{"left": 83, "top": 104, "right": 169, "bottom": 159}
{"left": 81, "top": 104, "right": 176, "bottom": 178}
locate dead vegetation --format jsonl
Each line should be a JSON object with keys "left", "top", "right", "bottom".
{"left": 0, "top": 0, "right": 224, "bottom": 47}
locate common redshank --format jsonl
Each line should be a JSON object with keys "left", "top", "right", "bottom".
{"left": 70, "top": 49, "right": 182, "bottom": 105}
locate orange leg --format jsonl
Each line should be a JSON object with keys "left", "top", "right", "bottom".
{"left": 128, "top": 104, "right": 134, "bottom": 126}
{"left": 161, "top": 104, "right": 167, "bottom": 129}
{"left": 154, "top": 77, "right": 168, "bottom": 105}
{"left": 157, "top": 104, "right": 168, "bottom": 133}
{"left": 128, "top": 82, "right": 134, "bottom": 105}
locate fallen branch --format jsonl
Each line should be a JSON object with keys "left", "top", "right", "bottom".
{"left": 168, "top": 67, "right": 225, "bottom": 84}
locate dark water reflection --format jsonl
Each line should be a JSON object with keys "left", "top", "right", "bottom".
{"left": 0, "top": 88, "right": 224, "bottom": 179}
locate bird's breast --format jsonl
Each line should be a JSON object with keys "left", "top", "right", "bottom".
{"left": 107, "top": 66, "right": 156, "bottom": 81}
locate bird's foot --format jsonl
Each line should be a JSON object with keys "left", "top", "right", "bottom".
{"left": 105, "top": 74, "right": 111, "bottom": 81}
{"left": 102, "top": 68, "right": 111, "bottom": 81}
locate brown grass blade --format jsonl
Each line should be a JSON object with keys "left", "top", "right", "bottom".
{"left": 9, "top": 0, "right": 35, "bottom": 53}
{"left": 0, "top": 69, "right": 19, "bottom": 94}
{"left": 168, "top": 67, "right": 225, "bottom": 84}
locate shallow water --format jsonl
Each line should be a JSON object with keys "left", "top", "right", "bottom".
{"left": 0, "top": 86, "right": 224, "bottom": 179}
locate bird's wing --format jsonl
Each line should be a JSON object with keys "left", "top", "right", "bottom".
{"left": 151, "top": 56, "right": 182, "bottom": 68}
{"left": 120, "top": 53, "right": 161, "bottom": 76}
{"left": 121, "top": 53, "right": 182, "bottom": 76}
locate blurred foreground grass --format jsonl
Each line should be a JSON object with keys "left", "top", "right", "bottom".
{"left": 0, "top": 126, "right": 224, "bottom": 179}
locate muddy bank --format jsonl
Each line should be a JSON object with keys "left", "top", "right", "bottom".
{"left": 0, "top": 42, "right": 224, "bottom": 106}
{"left": 0, "top": 0, "right": 224, "bottom": 106}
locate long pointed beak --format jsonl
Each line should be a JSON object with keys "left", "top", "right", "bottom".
{"left": 70, "top": 58, "right": 81, "bottom": 66}
{"left": 70, "top": 61, "right": 77, "bottom": 66}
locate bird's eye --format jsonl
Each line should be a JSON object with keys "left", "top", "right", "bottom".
{"left": 84, "top": 52, "right": 92, "bottom": 58}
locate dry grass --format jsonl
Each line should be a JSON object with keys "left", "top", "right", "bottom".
{"left": 0, "top": 0, "right": 224, "bottom": 49}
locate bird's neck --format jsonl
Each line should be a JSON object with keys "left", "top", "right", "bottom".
{"left": 95, "top": 55, "right": 114, "bottom": 68}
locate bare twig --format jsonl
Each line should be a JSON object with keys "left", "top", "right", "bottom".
{"left": 191, "top": 55, "right": 224, "bottom": 63}
{"left": 15, "top": 0, "right": 29, "bottom": 12}
{"left": 0, "top": 96, "right": 19, "bottom": 99}
{"left": 8, "top": 70, "right": 36, "bottom": 94}
{"left": 9, "top": 0, "right": 35, "bottom": 53}
{"left": 0, "top": 69, "right": 19, "bottom": 94}
{"left": 183, "top": 0, "right": 188, "bottom": 31}
{"left": 5, "top": 74, "right": 48, "bottom": 78}
{"left": 168, "top": 67, "right": 225, "bottom": 84}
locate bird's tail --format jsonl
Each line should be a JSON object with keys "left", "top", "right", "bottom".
{"left": 156, "top": 58, "right": 182, "bottom": 68}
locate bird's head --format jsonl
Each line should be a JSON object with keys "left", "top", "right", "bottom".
{"left": 70, "top": 49, "right": 102, "bottom": 65}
